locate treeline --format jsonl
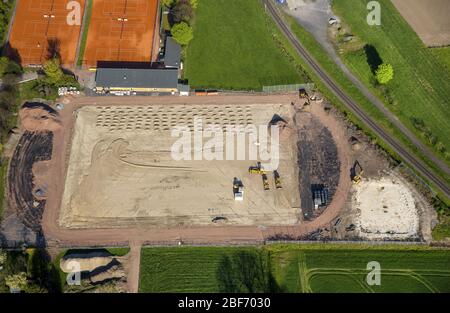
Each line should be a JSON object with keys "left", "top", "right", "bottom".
{"left": 0, "top": 248, "right": 61, "bottom": 293}
{"left": 0, "top": 0, "right": 13, "bottom": 41}
{"left": 162, "top": 0, "right": 197, "bottom": 46}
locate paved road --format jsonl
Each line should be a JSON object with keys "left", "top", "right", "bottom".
{"left": 263, "top": 0, "right": 450, "bottom": 199}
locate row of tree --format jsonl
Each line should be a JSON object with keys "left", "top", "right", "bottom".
{"left": 0, "top": 248, "right": 61, "bottom": 293}
{"left": 163, "top": 0, "right": 197, "bottom": 46}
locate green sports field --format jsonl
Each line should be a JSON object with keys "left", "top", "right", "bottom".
{"left": 184, "top": 0, "right": 309, "bottom": 90}
{"left": 139, "top": 245, "right": 450, "bottom": 293}
{"left": 332, "top": 0, "right": 450, "bottom": 164}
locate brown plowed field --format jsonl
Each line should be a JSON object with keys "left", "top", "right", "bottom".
{"left": 391, "top": 0, "right": 450, "bottom": 47}
{"left": 8, "top": 0, "right": 85, "bottom": 66}
{"left": 82, "top": 0, "right": 159, "bottom": 67}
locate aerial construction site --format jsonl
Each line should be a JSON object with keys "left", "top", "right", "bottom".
{"left": 1, "top": 92, "right": 434, "bottom": 247}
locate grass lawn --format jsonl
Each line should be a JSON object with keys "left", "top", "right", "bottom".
{"left": 431, "top": 47, "right": 450, "bottom": 72}
{"left": 269, "top": 245, "right": 450, "bottom": 293}
{"left": 139, "top": 245, "right": 450, "bottom": 293}
{"left": 139, "top": 247, "right": 276, "bottom": 293}
{"left": 332, "top": 0, "right": 450, "bottom": 164}
{"left": 184, "top": 0, "right": 309, "bottom": 90}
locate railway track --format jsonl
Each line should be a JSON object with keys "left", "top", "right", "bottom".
{"left": 263, "top": 0, "right": 450, "bottom": 199}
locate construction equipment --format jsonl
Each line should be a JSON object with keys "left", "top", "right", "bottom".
{"left": 299, "top": 88, "right": 311, "bottom": 105}
{"left": 351, "top": 160, "right": 364, "bottom": 184}
{"left": 248, "top": 162, "right": 266, "bottom": 174}
{"left": 273, "top": 170, "right": 282, "bottom": 189}
{"left": 233, "top": 178, "right": 244, "bottom": 201}
{"left": 262, "top": 174, "right": 270, "bottom": 191}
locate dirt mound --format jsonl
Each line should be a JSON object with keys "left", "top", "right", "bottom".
{"left": 60, "top": 252, "right": 114, "bottom": 273}
{"left": 20, "top": 103, "right": 61, "bottom": 132}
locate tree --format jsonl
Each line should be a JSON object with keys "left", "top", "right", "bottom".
{"left": 161, "top": 0, "right": 174, "bottom": 7}
{"left": 43, "top": 58, "right": 64, "bottom": 84}
{"left": 172, "top": 0, "right": 194, "bottom": 24}
{"left": 171, "top": 22, "right": 193, "bottom": 45}
{"left": 0, "top": 249, "right": 6, "bottom": 266}
{"left": 0, "top": 57, "right": 22, "bottom": 77}
{"left": 189, "top": 0, "right": 198, "bottom": 9}
{"left": 375, "top": 63, "right": 394, "bottom": 84}
{"left": 5, "top": 272, "right": 28, "bottom": 291}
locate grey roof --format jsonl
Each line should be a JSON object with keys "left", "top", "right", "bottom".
{"left": 177, "top": 83, "right": 190, "bottom": 92}
{"left": 96, "top": 68, "right": 178, "bottom": 89}
{"left": 165, "top": 37, "right": 181, "bottom": 68}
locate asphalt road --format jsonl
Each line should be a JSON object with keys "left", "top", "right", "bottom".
{"left": 263, "top": 0, "right": 450, "bottom": 199}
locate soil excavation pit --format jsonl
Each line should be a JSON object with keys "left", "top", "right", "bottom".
{"left": 60, "top": 104, "right": 301, "bottom": 228}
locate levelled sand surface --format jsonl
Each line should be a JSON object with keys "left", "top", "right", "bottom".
{"left": 59, "top": 104, "right": 301, "bottom": 228}
{"left": 391, "top": 0, "right": 450, "bottom": 47}
{"left": 353, "top": 177, "right": 419, "bottom": 239}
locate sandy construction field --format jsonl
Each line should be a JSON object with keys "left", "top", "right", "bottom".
{"left": 8, "top": 0, "right": 85, "bottom": 66}
{"left": 391, "top": 0, "right": 450, "bottom": 47}
{"left": 59, "top": 103, "right": 301, "bottom": 229}
{"left": 353, "top": 176, "right": 419, "bottom": 240}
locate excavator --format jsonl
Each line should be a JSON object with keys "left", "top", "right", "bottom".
{"left": 350, "top": 160, "right": 364, "bottom": 184}
{"left": 299, "top": 88, "right": 310, "bottom": 105}
{"left": 248, "top": 162, "right": 266, "bottom": 174}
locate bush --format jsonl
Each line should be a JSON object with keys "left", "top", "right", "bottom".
{"left": 0, "top": 57, "right": 22, "bottom": 77}
{"left": 171, "top": 22, "right": 194, "bottom": 45}
{"left": 43, "top": 58, "right": 64, "bottom": 84}
{"left": 172, "top": 0, "right": 194, "bottom": 24}
{"left": 375, "top": 63, "right": 394, "bottom": 84}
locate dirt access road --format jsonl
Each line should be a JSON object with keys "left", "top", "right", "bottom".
{"left": 40, "top": 94, "right": 350, "bottom": 247}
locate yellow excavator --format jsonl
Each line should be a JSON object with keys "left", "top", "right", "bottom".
{"left": 248, "top": 162, "right": 266, "bottom": 174}
{"left": 351, "top": 161, "right": 364, "bottom": 184}
{"left": 299, "top": 88, "right": 310, "bottom": 105}
{"left": 274, "top": 170, "right": 282, "bottom": 189}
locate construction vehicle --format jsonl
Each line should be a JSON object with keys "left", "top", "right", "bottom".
{"left": 273, "top": 170, "right": 282, "bottom": 189}
{"left": 299, "top": 88, "right": 311, "bottom": 105}
{"left": 262, "top": 174, "right": 270, "bottom": 191}
{"left": 350, "top": 160, "right": 364, "bottom": 184}
{"left": 248, "top": 162, "right": 266, "bottom": 174}
{"left": 233, "top": 178, "right": 244, "bottom": 201}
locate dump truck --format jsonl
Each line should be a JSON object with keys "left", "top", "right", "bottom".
{"left": 262, "top": 174, "right": 270, "bottom": 191}
{"left": 274, "top": 170, "right": 282, "bottom": 189}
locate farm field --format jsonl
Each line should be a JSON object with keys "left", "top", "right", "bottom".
{"left": 432, "top": 47, "right": 450, "bottom": 72}
{"left": 139, "top": 245, "right": 450, "bottom": 293}
{"left": 139, "top": 247, "right": 276, "bottom": 293}
{"left": 270, "top": 246, "right": 450, "bottom": 293}
{"left": 184, "top": 0, "right": 309, "bottom": 91}
{"left": 332, "top": 0, "right": 450, "bottom": 164}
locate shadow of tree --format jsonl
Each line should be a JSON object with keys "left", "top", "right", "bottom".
{"left": 2, "top": 42, "right": 22, "bottom": 66}
{"left": 364, "top": 44, "right": 383, "bottom": 73}
{"left": 46, "top": 38, "right": 61, "bottom": 61}
{"left": 216, "top": 250, "right": 283, "bottom": 293}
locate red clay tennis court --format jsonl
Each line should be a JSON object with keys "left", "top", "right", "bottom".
{"left": 8, "top": 0, "right": 85, "bottom": 67}
{"left": 82, "top": 0, "right": 159, "bottom": 68}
